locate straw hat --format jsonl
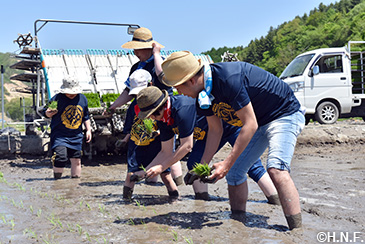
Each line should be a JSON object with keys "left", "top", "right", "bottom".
{"left": 122, "top": 27, "right": 165, "bottom": 49}
{"left": 60, "top": 76, "right": 82, "bottom": 94}
{"left": 137, "top": 87, "right": 168, "bottom": 119}
{"left": 161, "top": 51, "right": 203, "bottom": 87}
{"left": 128, "top": 69, "right": 152, "bottom": 95}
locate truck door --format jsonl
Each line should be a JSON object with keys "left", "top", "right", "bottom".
{"left": 306, "top": 53, "right": 351, "bottom": 114}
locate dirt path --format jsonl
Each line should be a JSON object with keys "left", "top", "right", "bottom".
{"left": 0, "top": 120, "right": 364, "bottom": 243}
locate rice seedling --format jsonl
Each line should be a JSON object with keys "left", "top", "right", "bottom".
{"left": 1, "top": 214, "right": 6, "bottom": 224}
{"left": 143, "top": 118, "right": 154, "bottom": 136}
{"left": 10, "top": 219, "right": 15, "bottom": 230}
{"left": 76, "top": 224, "right": 83, "bottom": 236}
{"left": 85, "top": 232, "right": 91, "bottom": 242}
{"left": 184, "top": 237, "right": 194, "bottom": 244}
{"left": 127, "top": 218, "right": 135, "bottom": 225}
{"left": 171, "top": 230, "right": 178, "bottom": 242}
{"left": 37, "top": 208, "right": 42, "bottom": 218}
{"left": 98, "top": 204, "right": 107, "bottom": 214}
{"left": 67, "top": 223, "right": 75, "bottom": 232}
{"left": 192, "top": 163, "right": 211, "bottom": 177}
{"left": 48, "top": 100, "right": 58, "bottom": 110}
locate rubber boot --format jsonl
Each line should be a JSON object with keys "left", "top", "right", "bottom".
{"left": 123, "top": 186, "right": 133, "bottom": 199}
{"left": 286, "top": 213, "right": 302, "bottom": 230}
{"left": 195, "top": 192, "right": 210, "bottom": 200}
{"left": 54, "top": 172, "right": 62, "bottom": 179}
{"left": 267, "top": 194, "right": 281, "bottom": 205}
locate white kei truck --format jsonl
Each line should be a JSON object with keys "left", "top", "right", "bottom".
{"left": 280, "top": 41, "right": 365, "bottom": 124}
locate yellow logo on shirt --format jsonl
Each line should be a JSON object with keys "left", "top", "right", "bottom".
{"left": 61, "top": 105, "right": 83, "bottom": 129}
{"left": 193, "top": 127, "right": 206, "bottom": 140}
{"left": 130, "top": 116, "right": 157, "bottom": 146}
{"left": 212, "top": 102, "right": 243, "bottom": 127}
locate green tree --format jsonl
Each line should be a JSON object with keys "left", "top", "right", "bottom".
{"left": 4, "top": 97, "right": 33, "bottom": 121}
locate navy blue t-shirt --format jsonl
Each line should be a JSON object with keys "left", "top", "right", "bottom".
{"left": 129, "top": 56, "right": 173, "bottom": 95}
{"left": 197, "top": 62, "right": 300, "bottom": 126}
{"left": 46, "top": 93, "right": 90, "bottom": 151}
{"left": 193, "top": 115, "right": 239, "bottom": 142}
{"left": 157, "top": 95, "right": 196, "bottom": 142}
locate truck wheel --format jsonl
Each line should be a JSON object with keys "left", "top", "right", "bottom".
{"left": 315, "top": 101, "right": 339, "bottom": 124}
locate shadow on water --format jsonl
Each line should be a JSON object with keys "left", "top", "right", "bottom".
{"left": 114, "top": 210, "right": 289, "bottom": 231}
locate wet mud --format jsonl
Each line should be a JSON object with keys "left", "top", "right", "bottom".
{"left": 0, "top": 120, "right": 364, "bottom": 243}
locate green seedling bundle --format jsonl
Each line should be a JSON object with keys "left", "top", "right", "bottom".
{"left": 48, "top": 101, "right": 58, "bottom": 110}
{"left": 143, "top": 118, "right": 154, "bottom": 136}
{"left": 192, "top": 163, "right": 211, "bottom": 177}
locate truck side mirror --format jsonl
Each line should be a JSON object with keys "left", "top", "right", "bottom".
{"left": 312, "top": 65, "right": 320, "bottom": 76}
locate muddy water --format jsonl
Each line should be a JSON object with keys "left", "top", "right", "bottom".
{"left": 0, "top": 141, "right": 364, "bottom": 243}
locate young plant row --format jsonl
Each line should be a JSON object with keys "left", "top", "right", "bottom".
{"left": 0, "top": 171, "right": 110, "bottom": 243}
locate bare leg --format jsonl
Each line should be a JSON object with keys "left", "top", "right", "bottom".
{"left": 53, "top": 166, "right": 64, "bottom": 179}
{"left": 268, "top": 168, "right": 302, "bottom": 229}
{"left": 228, "top": 181, "right": 248, "bottom": 212}
{"left": 257, "top": 172, "right": 277, "bottom": 197}
{"left": 170, "top": 161, "right": 183, "bottom": 186}
{"left": 70, "top": 158, "right": 81, "bottom": 178}
{"left": 192, "top": 180, "right": 209, "bottom": 200}
{"left": 256, "top": 172, "right": 280, "bottom": 205}
{"left": 160, "top": 172, "right": 178, "bottom": 193}
{"left": 123, "top": 172, "right": 135, "bottom": 199}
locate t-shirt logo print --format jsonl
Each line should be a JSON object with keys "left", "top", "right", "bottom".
{"left": 61, "top": 105, "right": 83, "bottom": 129}
{"left": 130, "top": 117, "right": 155, "bottom": 146}
{"left": 212, "top": 102, "right": 243, "bottom": 127}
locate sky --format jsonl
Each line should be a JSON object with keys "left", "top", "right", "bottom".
{"left": 0, "top": 0, "right": 337, "bottom": 55}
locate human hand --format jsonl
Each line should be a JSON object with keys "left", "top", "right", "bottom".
{"left": 130, "top": 170, "right": 147, "bottom": 182}
{"left": 45, "top": 108, "right": 58, "bottom": 118}
{"left": 152, "top": 43, "right": 162, "bottom": 55}
{"left": 208, "top": 160, "right": 230, "bottom": 183}
{"left": 102, "top": 107, "right": 114, "bottom": 116}
{"left": 145, "top": 165, "right": 163, "bottom": 179}
{"left": 85, "top": 130, "right": 92, "bottom": 143}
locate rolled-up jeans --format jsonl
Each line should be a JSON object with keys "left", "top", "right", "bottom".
{"left": 226, "top": 110, "right": 305, "bottom": 186}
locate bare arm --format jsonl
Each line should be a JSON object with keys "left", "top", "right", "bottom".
{"left": 144, "top": 134, "right": 194, "bottom": 179}
{"left": 152, "top": 43, "right": 163, "bottom": 76}
{"left": 107, "top": 89, "right": 133, "bottom": 112}
{"left": 210, "top": 102, "right": 258, "bottom": 181}
{"left": 200, "top": 115, "right": 223, "bottom": 164}
{"left": 84, "top": 119, "right": 92, "bottom": 143}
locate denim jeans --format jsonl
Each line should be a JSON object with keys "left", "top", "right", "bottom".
{"left": 226, "top": 111, "right": 305, "bottom": 186}
{"left": 188, "top": 124, "right": 267, "bottom": 183}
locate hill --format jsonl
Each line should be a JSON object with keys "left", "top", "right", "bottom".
{"left": 203, "top": 0, "right": 365, "bottom": 76}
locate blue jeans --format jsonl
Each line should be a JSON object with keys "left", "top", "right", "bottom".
{"left": 187, "top": 125, "right": 266, "bottom": 183}
{"left": 226, "top": 111, "right": 305, "bottom": 186}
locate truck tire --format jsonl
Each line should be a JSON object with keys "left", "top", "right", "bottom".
{"left": 315, "top": 101, "right": 339, "bottom": 124}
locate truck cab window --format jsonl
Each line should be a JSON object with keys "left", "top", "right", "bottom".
{"left": 315, "top": 55, "right": 343, "bottom": 73}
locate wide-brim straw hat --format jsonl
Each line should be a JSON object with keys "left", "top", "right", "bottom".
{"left": 161, "top": 51, "right": 203, "bottom": 87}
{"left": 122, "top": 27, "right": 165, "bottom": 50}
{"left": 137, "top": 87, "right": 168, "bottom": 119}
{"left": 60, "top": 76, "right": 82, "bottom": 94}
